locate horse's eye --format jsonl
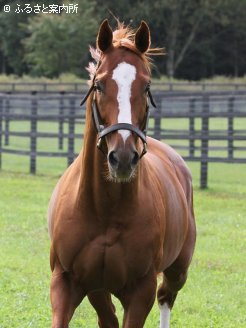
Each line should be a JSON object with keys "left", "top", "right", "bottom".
{"left": 94, "top": 80, "right": 103, "bottom": 93}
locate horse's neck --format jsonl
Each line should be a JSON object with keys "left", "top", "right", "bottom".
{"left": 78, "top": 106, "right": 139, "bottom": 213}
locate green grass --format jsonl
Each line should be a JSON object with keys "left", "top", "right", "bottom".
{"left": 0, "top": 73, "right": 87, "bottom": 85}
{"left": 0, "top": 161, "right": 245, "bottom": 327}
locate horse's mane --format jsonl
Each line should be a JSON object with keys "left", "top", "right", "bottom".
{"left": 86, "top": 21, "right": 164, "bottom": 83}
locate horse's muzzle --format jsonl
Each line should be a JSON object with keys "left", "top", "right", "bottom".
{"left": 108, "top": 148, "right": 140, "bottom": 182}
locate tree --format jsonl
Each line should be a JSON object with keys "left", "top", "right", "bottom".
{"left": 1, "top": 0, "right": 246, "bottom": 79}
{"left": 175, "top": 0, "right": 246, "bottom": 79}
{"left": 0, "top": 0, "right": 37, "bottom": 74}
{"left": 214, "top": 0, "right": 246, "bottom": 77}
{"left": 93, "top": 0, "right": 221, "bottom": 78}
{"left": 23, "top": 0, "right": 97, "bottom": 77}
{"left": 127, "top": 0, "right": 226, "bottom": 79}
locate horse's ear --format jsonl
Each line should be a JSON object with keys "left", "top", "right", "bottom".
{"left": 135, "top": 21, "right": 150, "bottom": 53}
{"left": 97, "top": 19, "right": 113, "bottom": 53}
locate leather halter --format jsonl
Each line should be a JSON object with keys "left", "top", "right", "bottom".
{"left": 80, "top": 77, "right": 156, "bottom": 158}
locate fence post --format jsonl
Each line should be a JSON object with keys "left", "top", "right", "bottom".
{"left": 0, "top": 96, "right": 3, "bottom": 169}
{"left": 169, "top": 82, "right": 173, "bottom": 91}
{"left": 200, "top": 95, "right": 209, "bottom": 189}
{"left": 228, "top": 97, "right": 235, "bottom": 160}
{"left": 4, "top": 93, "right": 10, "bottom": 146}
{"left": 59, "top": 92, "right": 65, "bottom": 150}
{"left": 30, "top": 91, "right": 37, "bottom": 174}
{"left": 189, "top": 98, "right": 196, "bottom": 158}
{"left": 153, "top": 95, "right": 162, "bottom": 140}
{"left": 67, "top": 98, "right": 76, "bottom": 166}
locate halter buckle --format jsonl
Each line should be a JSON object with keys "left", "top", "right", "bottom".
{"left": 97, "top": 137, "right": 102, "bottom": 149}
{"left": 140, "top": 142, "right": 147, "bottom": 159}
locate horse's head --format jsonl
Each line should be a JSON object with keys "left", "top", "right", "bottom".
{"left": 83, "top": 20, "right": 158, "bottom": 182}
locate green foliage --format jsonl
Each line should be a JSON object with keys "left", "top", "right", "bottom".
{"left": 0, "top": 0, "right": 246, "bottom": 79}
{"left": 23, "top": 0, "right": 97, "bottom": 77}
{"left": 93, "top": 0, "right": 246, "bottom": 78}
{"left": 0, "top": 1, "right": 36, "bottom": 74}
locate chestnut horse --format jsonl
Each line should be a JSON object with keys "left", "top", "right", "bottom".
{"left": 48, "top": 20, "right": 196, "bottom": 328}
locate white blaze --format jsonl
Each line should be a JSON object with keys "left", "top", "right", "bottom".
{"left": 112, "top": 62, "right": 136, "bottom": 143}
{"left": 159, "top": 303, "right": 171, "bottom": 328}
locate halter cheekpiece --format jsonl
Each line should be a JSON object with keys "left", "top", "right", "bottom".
{"left": 80, "top": 70, "right": 156, "bottom": 159}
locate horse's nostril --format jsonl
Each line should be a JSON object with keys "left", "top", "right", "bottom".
{"left": 108, "top": 151, "right": 119, "bottom": 167}
{"left": 131, "top": 151, "right": 140, "bottom": 166}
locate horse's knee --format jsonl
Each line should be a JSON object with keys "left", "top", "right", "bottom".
{"left": 157, "top": 284, "right": 177, "bottom": 308}
{"left": 157, "top": 270, "right": 187, "bottom": 308}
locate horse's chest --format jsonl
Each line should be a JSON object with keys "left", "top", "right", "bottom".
{"left": 68, "top": 224, "right": 154, "bottom": 293}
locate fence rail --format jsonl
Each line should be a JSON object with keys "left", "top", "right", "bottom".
{"left": 1, "top": 81, "right": 246, "bottom": 93}
{"left": 0, "top": 89, "right": 246, "bottom": 188}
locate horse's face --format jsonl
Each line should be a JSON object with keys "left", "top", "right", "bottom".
{"left": 95, "top": 20, "right": 152, "bottom": 182}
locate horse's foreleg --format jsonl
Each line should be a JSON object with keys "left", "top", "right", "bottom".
{"left": 118, "top": 270, "right": 157, "bottom": 328}
{"left": 157, "top": 269, "right": 187, "bottom": 328}
{"left": 157, "top": 214, "right": 196, "bottom": 328}
{"left": 50, "top": 264, "right": 85, "bottom": 328}
{"left": 88, "top": 290, "right": 119, "bottom": 328}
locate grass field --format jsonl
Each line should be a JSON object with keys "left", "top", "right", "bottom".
{"left": 0, "top": 159, "right": 245, "bottom": 327}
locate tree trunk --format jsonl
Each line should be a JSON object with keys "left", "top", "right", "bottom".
{"left": 165, "top": 5, "right": 204, "bottom": 78}
{"left": 166, "top": 6, "right": 180, "bottom": 79}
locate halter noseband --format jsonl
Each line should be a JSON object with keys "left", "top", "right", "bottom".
{"left": 80, "top": 77, "right": 156, "bottom": 158}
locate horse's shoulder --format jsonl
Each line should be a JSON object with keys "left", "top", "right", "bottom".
{"left": 148, "top": 137, "right": 189, "bottom": 167}
{"left": 47, "top": 153, "right": 82, "bottom": 239}
{"left": 147, "top": 137, "right": 192, "bottom": 188}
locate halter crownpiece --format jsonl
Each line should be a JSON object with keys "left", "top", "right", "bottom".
{"left": 80, "top": 79, "right": 157, "bottom": 158}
